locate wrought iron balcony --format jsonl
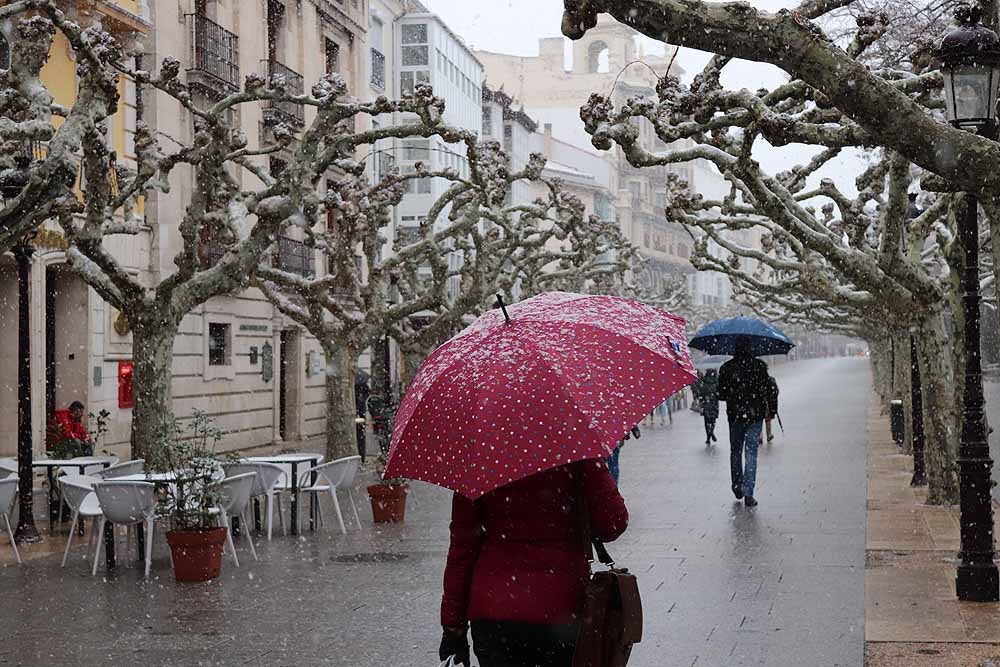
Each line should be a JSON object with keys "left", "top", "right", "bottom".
{"left": 261, "top": 60, "right": 305, "bottom": 127}
{"left": 371, "top": 48, "right": 386, "bottom": 90}
{"left": 274, "top": 236, "right": 315, "bottom": 277}
{"left": 186, "top": 14, "right": 240, "bottom": 95}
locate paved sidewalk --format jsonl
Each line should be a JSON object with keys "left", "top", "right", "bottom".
{"left": 865, "top": 397, "right": 1000, "bottom": 666}
{"left": 0, "top": 358, "right": 869, "bottom": 666}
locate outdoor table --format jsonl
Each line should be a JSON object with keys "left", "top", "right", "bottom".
{"left": 245, "top": 454, "right": 322, "bottom": 535}
{"left": 32, "top": 457, "right": 114, "bottom": 524}
{"left": 97, "top": 471, "right": 178, "bottom": 571}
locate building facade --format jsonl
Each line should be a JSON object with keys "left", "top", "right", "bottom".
{"left": 0, "top": 0, "right": 377, "bottom": 459}
{"left": 474, "top": 15, "right": 736, "bottom": 305}
{"left": 0, "top": 1, "right": 152, "bottom": 458}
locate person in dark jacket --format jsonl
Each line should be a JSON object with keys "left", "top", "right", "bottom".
{"left": 438, "top": 461, "right": 629, "bottom": 666}
{"left": 354, "top": 373, "right": 371, "bottom": 462}
{"left": 718, "top": 337, "right": 771, "bottom": 507}
{"left": 698, "top": 369, "right": 720, "bottom": 445}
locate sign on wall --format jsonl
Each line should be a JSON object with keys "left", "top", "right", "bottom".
{"left": 261, "top": 342, "right": 273, "bottom": 383}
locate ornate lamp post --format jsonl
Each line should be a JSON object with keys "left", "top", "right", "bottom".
{"left": 938, "top": 4, "right": 1000, "bottom": 602}
{"left": 0, "top": 153, "right": 41, "bottom": 544}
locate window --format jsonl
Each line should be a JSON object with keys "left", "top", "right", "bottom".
{"left": 369, "top": 16, "right": 384, "bottom": 51}
{"left": 503, "top": 124, "right": 513, "bottom": 155}
{"left": 325, "top": 38, "right": 340, "bottom": 74}
{"left": 400, "top": 70, "right": 429, "bottom": 96}
{"left": 403, "top": 139, "right": 430, "bottom": 161}
{"left": 402, "top": 45, "right": 428, "bottom": 67}
{"left": 208, "top": 322, "right": 231, "bottom": 366}
{"left": 482, "top": 106, "right": 493, "bottom": 137}
{"left": 401, "top": 23, "right": 427, "bottom": 44}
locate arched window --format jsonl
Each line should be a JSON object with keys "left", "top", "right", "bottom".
{"left": 587, "top": 41, "right": 609, "bottom": 74}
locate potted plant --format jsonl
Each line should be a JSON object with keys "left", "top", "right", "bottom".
{"left": 368, "top": 452, "right": 409, "bottom": 523}
{"left": 148, "top": 411, "right": 231, "bottom": 582}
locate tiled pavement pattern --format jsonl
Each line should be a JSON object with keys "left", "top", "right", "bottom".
{"left": 0, "top": 358, "right": 868, "bottom": 666}
{"left": 866, "top": 388, "right": 1000, "bottom": 666}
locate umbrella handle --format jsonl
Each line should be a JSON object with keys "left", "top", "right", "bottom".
{"left": 495, "top": 293, "right": 511, "bottom": 324}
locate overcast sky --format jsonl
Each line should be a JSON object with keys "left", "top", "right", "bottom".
{"left": 420, "top": 1, "right": 862, "bottom": 196}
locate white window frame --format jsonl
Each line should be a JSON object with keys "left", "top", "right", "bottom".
{"left": 203, "top": 313, "right": 236, "bottom": 381}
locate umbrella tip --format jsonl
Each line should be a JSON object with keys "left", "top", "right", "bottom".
{"left": 495, "top": 293, "right": 511, "bottom": 324}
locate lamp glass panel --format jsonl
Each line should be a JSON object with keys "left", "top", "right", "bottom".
{"left": 950, "top": 64, "right": 994, "bottom": 121}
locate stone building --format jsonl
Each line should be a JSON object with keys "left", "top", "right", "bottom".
{"left": 0, "top": 1, "right": 152, "bottom": 458}
{"left": 474, "top": 15, "right": 733, "bottom": 304}
{"left": 0, "top": 0, "right": 375, "bottom": 459}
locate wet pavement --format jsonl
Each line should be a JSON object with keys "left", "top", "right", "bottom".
{"left": 0, "top": 357, "right": 869, "bottom": 666}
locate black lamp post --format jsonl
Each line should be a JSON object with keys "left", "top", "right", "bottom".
{"left": 938, "top": 4, "right": 1000, "bottom": 602}
{"left": 1, "top": 154, "right": 41, "bottom": 544}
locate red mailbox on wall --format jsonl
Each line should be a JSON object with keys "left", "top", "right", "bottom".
{"left": 118, "top": 360, "right": 134, "bottom": 409}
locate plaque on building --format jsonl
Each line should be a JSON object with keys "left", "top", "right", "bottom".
{"left": 261, "top": 342, "right": 273, "bottom": 382}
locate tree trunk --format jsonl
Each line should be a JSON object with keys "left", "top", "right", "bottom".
{"left": 894, "top": 333, "right": 914, "bottom": 455}
{"left": 916, "top": 311, "right": 960, "bottom": 505}
{"left": 323, "top": 343, "right": 359, "bottom": 462}
{"left": 400, "top": 341, "right": 433, "bottom": 390}
{"left": 130, "top": 316, "right": 180, "bottom": 460}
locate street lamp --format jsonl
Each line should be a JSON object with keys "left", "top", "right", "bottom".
{"left": 938, "top": 4, "right": 1000, "bottom": 602}
{"left": 0, "top": 153, "right": 41, "bottom": 544}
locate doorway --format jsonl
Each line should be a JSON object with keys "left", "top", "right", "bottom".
{"left": 278, "top": 329, "right": 301, "bottom": 442}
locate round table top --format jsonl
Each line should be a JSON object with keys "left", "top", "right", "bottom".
{"left": 33, "top": 457, "right": 115, "bottom": 468}
{"left": 245, "top": 453, "right": 323, "bottom": 464}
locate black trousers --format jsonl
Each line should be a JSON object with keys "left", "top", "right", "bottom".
{"left": 471, "top": 621, "right": 577, "bottom": 667}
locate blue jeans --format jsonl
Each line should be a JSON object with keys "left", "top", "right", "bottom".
{"left": 729, "top": 418, "right": 763, "bottom": 497}
{"left": 606, "top": 446, "right": 621, "bottom": 484}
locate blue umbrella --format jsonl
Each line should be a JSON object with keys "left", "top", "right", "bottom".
{"left": 689, "top": 317, "right": 795, "bottom": 356}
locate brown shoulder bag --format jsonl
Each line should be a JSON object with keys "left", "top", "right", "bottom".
{"left": 573, "top": 467, "right": 643, "bottom": 667}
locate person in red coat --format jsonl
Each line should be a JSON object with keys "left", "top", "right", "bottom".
{"left": 49, "top": 401, "right": 90, "bottom": 450}
{"left": 438, "top": 460, "right": 628, "bottom": 666}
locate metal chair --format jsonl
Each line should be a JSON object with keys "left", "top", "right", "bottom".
{"left": 91, "top": 481, "right": 156, "bottom": 578}
{"left": 298, "top": 456, "right": 363, "bottom": 534}
{"left": 210, "top": 472, "right": 258, "bottom": 567}
{"left": 224, "top": 462, "right": 286, "bottom": 540}
{"left": 92, "top": 459, "right": 145, "bottom": 480}
{"left": 0, "top": 477, "right": 20, "bottom": 564}
{"left": 58, "top": 474, "right": 103, "bottom": 567}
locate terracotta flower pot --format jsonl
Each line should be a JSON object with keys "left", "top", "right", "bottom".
{"left": 367, "top": 483, "right": 409, "bottom": 523}
{"left": 165, "top": 527, "right": 227, "bottom": 582}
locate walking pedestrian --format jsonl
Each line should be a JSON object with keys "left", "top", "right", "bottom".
{"left": 718, "top": 337, "right": 770, "bottom": 507}
{"left": 763, "top": 374, "right": 779, "bottom": 443}
{"left": 438, "top": 462, "right": 629, "bottom": 666}
{"left": 697, "top": 369, "right": 720, "bottom": 445}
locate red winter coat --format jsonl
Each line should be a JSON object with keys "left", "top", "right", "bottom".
{"left": 440, "top": 461, "right": 628, "bottom": 628}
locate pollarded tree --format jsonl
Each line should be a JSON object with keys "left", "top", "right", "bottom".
{"left": 60, "top": 50, "right": 463, "bottom": 456}
{"left": 256, "top": 134, "right": 555, "bottom": 459}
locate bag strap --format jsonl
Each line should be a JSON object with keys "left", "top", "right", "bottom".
{"left": 575, "top": 462, "right": 616, "bottom": 568}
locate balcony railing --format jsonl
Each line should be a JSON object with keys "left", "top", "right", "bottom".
{"left": 274, "top": 236, "right": 315, "bottom": 277}
{"left": 370, "top": 48, "right": 386, "bottom": 89}
{"left": 262, "top": 60, "right": 305, "bottom": 127}
{"left": 186, "top": 14, "right": 240, "bottom": 94}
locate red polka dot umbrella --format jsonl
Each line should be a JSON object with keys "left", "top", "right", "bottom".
{"left": 384, "top": 291, "right": 698, "bottom": 499}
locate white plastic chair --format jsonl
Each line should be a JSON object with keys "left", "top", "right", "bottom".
{"left": 0, "top": 459, "right": 16, "bottom": 475}
{"left": 92, "top": 459, "right": 145, "bottom": 480}
{"left": 298, "top": 456, "right": 362, "bottom": 535}
{"left": 0, "top": 477, "right": 20, "bottom": 564}
{"left": 225, "top": 462, "right": 286, "bottom": 540}
{"left": 91, "top": 481, "right": 156, "bottom": 578}
{"left": 58, "top": 474, "right": 103, "bottom": 568}
{"left": 210, "top": 472, "right": 258, "bottom": 567}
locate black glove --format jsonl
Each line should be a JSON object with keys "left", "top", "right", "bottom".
{"left": 631, "top": 425, "right": 641, "bottom": 439}
{"left": 439, "top": 627, "right": 471, "bottom": 666}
